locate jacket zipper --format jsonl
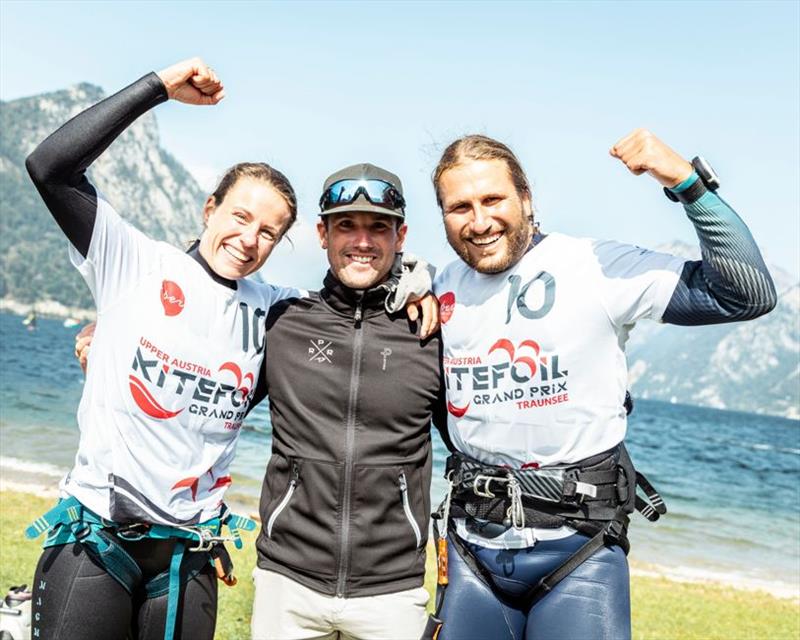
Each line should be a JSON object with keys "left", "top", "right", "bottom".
{"left": 399, "top": 472, "right": 422, "bottom": 548}
{"left": 267, "top": 462, "right": 299, "bottom": 538}
{"left": 336, "top": 293, "right": 364, "bottom": 597}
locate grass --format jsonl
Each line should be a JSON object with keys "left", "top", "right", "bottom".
{"left": 2, "top": 490, "right": 798, "bottom": 639}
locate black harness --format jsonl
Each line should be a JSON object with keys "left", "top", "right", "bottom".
{"left": 433, "top": 442, "right": 666, "bottom": 610}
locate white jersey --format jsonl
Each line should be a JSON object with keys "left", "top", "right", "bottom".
{"left": 435, "top": 233, "right": 685, "bottom": 547}
{"left": 62, "top": 196, "right": 302, "bottom": 525}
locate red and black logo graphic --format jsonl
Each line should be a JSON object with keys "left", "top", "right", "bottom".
{"left": 439, "top": 291, "right": 455, "bottom": 324}
{"left": 218, "top": 362, "right": 254, "bottom": 400}
{"left": 161, "top": 280, "right": 185, "bottom": 316}
{"left": 445, "top": 336, "right": 569, "bottom": 416}
{"left": 129, "top": 370, "right": 184, "bottom": 420}
{"left": 128, "top": 337, "right": 256, "bottom": 424}
{"left": 489, "top": 338, "right": 540, "bottom": 378}
{"left": 172, "top": 468, "right": 232, "bottom": 501}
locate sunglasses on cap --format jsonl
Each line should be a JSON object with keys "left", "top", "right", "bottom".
{"left": 319, "top": 179, "right": 406, "bottom": 214}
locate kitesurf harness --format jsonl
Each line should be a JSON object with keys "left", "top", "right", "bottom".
{"left": 25, "top": 496, "right": 256, "bottom": 640}
{"left": 427, "top": 442, "right": 665, "bottom": 624}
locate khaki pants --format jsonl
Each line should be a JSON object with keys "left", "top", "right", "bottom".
{"left": 251, "top": 567, "right": 429, "bottom": 640}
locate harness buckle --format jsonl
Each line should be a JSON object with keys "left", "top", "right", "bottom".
{"left": 574, "top": 481, "right": 597, "bottom": 502}
{"left": 183, "top": 527, "right": 232, "bottom": 552}
{"left": 115, "top": 523, "right": 151, "bottom": 541}
{"left": 473, "top": 474, "right": 504, "bottom": 498}
{"left": 73, "top": 523, "right": 92, "bottom": 542}
{"left": 505, "top": 475, "right": 526, "bottom": 530}
{"left": 605, "top": 519, "right": 626, "bottom": 543}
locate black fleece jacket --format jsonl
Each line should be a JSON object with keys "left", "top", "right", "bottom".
{"left": 253, "top": 272, "right": 448, "bottom": 597}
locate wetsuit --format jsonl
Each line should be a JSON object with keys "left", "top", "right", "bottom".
{"left": 25, "top": 73, "right": 299, "bottom": 639}
{"left": 433, "top": 178, "right": 776, "bottom": 640}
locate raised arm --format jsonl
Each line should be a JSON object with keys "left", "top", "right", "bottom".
{"left": 25, "top": 58, "right": 223, "bottom": 257}
{"left": 610, "top": 129, "right": 777, "bottom": 325}
{"left": 661, "top": 181, "right": 776, "bottom": 324}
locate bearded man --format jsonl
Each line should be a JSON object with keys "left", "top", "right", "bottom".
{"left": 428, "top": 130, "right": 775, "bottom": 640}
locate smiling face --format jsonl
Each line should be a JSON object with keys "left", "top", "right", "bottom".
{"left": 199, "top": 177, "right": 292, "bottom": 279}
{"left": 317, "top": 211, "right": 407, "bottom": 290}
{"left": 438, "top": 159, "right": 533, "bottom": 274}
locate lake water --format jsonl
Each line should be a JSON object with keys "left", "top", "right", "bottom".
{"left": 1, "top": 311, "right": 798, "bottom": 593}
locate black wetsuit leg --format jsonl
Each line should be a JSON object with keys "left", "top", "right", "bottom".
{"left": 32, "top": 543, "right": 132, "bottom": 640}
{"left": 437, "top": 533, "right": 630, "bottom": 640}
{"left": 133, "top": 562, "right": 217, "bottom": 640}
{"left": 31, "top": 538, "right": 218, "bottom": 640}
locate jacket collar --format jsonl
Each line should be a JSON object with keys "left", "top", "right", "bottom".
{"left": 320, "top": 271, "right": 394, "bottom": 316}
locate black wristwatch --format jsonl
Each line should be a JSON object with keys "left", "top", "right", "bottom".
{"left": 664, "top": 156, "right": 720, "bottom": 204}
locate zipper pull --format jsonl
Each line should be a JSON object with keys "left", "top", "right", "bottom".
{"left": 291, "top": 462, "right": 300, "bottom": 482}
{"left": 399, "top": 472, "right": 407, "bottom": 492}
{"left": 354, "top": 292, "right": 364, "bottom": 325}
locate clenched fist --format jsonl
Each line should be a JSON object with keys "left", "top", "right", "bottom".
{"left": 157, "top": 57, "right": 225, "bottom": 106}
{"left": 610, "top": 129, "right": 693, "bottom": 188}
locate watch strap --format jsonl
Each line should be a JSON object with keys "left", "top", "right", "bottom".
{"left": 664, "top": 174, "right": 708, "bottom": 205}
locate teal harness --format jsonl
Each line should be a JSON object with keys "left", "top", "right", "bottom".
{"left": 26, "top": 496, "right": 256, "bottom": 640}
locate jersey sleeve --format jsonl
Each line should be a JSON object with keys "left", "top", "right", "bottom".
{"left": 592, "top": 239, "right": 686, "bottom": 328}
{"left": 267, "top": 284, "right": 307, "bottom": 306}
{"left": 69, "top": 192, "right": 157, "bottom": 312}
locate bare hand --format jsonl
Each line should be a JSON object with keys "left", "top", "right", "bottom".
{"left": 610, "top": 129, "right": 693, "bottom": 188}
{"left": 406, "top": 292, "right": 440, "bottom": 340}
{"left": 157, "top": 58, "right": 225, "bottom": 105}
{"left": 75, "top": 322, "right": 96, "bottom": 374}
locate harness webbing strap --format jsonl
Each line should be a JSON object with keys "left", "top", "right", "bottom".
{"left": 634, "top": 472, "right": 667, "bottom": 521}
{"left": 90, "top": 528, "right": 142, "bottom": 594}
{"left": 224, "top": 513, "right": 257, "bottom": 550}
{"left": 26, "top": 497, "right": 257, "bottom": 640}
{"left": 440, "top": 444, "right": 666, "bottom": 607}
{"left": 164, "top": 540, "right": 186, "bottom": 640}
{"left": 526, "top": 507, "right": 629, "bottom": 607}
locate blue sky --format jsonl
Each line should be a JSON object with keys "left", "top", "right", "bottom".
{"left": 2, "top": 0, "right": 798, "bottom": 289}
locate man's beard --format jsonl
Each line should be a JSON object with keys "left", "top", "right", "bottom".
{"left": 450, "top": 216, "right": 533, "bottom": 274}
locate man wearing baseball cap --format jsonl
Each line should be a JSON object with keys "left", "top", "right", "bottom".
{"left": 249, "top": 163, "right": 448, "bottom": 639}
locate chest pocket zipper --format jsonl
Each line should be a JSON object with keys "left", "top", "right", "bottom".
{"left": 267, "top": 462, "right": 299, "bottom": 538}
{"left": 399, "top": 472, "right": 422, "bottom": 548}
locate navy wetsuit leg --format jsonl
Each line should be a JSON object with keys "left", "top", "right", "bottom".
{"left": 437, "top": 533, "right": 631, "bottom": 640}
{"left": 437, "top": 541, "right": 527, "bottom": 640}
{"left": 522, "top": 538, "right": 630, "bottom": 640}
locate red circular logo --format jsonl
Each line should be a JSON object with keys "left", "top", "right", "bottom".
{"left": 161, "top": 280, "right": 185, "bottom": 316}
{"left": 439, "top": 291, "right": 455, "bottom": 324}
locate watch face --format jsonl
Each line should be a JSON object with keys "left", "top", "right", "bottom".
{"left": 692, "top": 156, "right": 720, "bottom": 190}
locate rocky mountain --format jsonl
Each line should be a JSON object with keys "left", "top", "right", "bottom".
{"left": 626, "top": 242, "right": 799, "bottom": 419}
{"left": 0, "top": 83, "right": 204, "bottom": 310}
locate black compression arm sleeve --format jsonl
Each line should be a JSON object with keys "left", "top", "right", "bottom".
{"left": 25, "top": 73, "right": 168, "bottom": 257}
{"left": 662, "top": 191, "right": 777, "bottom": 325}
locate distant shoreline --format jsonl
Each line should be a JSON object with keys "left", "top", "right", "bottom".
{"left": 0, "top": 298, "right": 95, "bottom": 322}
{"left": 2, "top": 465, "right": 796, "bottom": 603}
